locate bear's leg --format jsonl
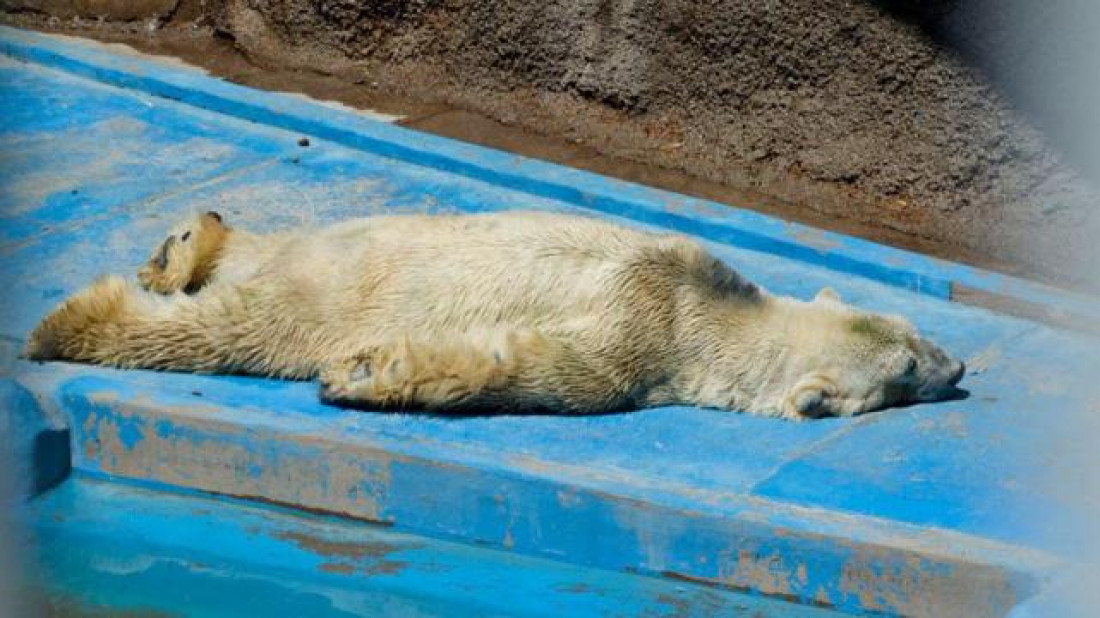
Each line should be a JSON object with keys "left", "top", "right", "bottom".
{"left": 25, "top": 277, "right": 317, "bottom": 378}
{"left": 25, "top": 275, "right": 148, "bottom": 364}
{"left": 25, "top": 275, "right": 239, "bottom": 372}
{"left": 318, "top": 327, "right": 629, "bottom": 414}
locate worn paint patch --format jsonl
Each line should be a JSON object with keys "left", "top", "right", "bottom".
{"left": 66, "top": 382, "right": 396, "bottom": 523}
{"left": 276, "top": 530, "right": 414, "bottom": 577}
{"left": 317, "top": 562, "right": 355, "bottom": 575}
{"left": 275, "top": 530, "right": 414, "bottom": 560}
{"left": 789, "top": 226, "right": 842, "bottom": 253}
{"left": 837, "top": 554, "right": 1020, "bottom": 618}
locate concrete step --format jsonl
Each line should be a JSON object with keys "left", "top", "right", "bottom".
{"left": 12, "top": 362, "right": 1057, "bottom": 616}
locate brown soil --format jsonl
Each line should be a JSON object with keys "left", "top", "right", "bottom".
{"left": 2, "top": 1, "right": 1098, "bottom": 292}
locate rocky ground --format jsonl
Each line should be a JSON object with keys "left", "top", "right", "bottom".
{"left": 3, "top": 0, "right": 1097, "bottom": 292}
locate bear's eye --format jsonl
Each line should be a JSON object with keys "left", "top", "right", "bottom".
{"left": 181, "top": 231, "right": 191, "bottom": 242}
{"left": 902, "top": 356, "right": 918, "bottom": 376}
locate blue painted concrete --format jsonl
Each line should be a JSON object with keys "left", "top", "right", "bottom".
{"left": 2, "top": 26, "right": 1098, "bottom": 616}
{"left": 18, "top": 477, "right": 840, "bottom": 617}
{"left": 0, "top": 378, "right": 68, "bottom": 501}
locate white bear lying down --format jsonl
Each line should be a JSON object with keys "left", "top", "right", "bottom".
{"left": 25, "top": 210, "right": 965, "bottom": 419}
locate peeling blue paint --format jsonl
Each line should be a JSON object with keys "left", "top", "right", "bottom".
{"left": 154, "top": 419, "right": 174, "bottom": 440}
{"left": 115, "top": 415, "right": 145, "bottom": 451}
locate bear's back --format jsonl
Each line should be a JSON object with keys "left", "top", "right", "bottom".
{"left": 268, "top": 211, "right": 687, "bottom": 334}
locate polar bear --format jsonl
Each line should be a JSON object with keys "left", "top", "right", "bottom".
{"left": 24, "top": 210, "right": 965, "bottom": 419}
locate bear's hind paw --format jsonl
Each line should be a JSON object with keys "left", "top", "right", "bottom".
{"left": 24, "top": 275, "right": 133, "bottom": 362}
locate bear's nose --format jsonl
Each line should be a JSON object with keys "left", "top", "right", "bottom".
{"left": 948, "top": 361, "right": 965, "bottom": 386}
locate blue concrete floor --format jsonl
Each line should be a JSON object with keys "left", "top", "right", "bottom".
{"left": 2, "top": 26, "right": 1097, "bottom": 617}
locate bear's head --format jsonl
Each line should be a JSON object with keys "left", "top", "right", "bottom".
{"left": 137, "top": 211, "right": 228, "bottom": 294}
{"left": 777, "top": 287, "right": 966, "bottom": 418}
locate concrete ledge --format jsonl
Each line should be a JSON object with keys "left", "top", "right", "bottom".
{"left": 1, "top": 25, "right": 1096, "bottom": 325}
{"left": 11, "top": 366, "right": 1052, "bottom": 617}
{"left": 0, "top": 378, "right": 70, "bottom": 501}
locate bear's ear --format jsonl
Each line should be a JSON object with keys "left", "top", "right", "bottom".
{"left": 815, "top": 287, "right": 841, "bottom": 303}
{"left": 782, "top": 373, "right": 838, "bottom": 419}
{"left": 205, "top": 211, "right": 224, "bottom": 224}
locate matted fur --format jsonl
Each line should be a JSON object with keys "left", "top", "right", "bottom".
{"left": 25, "top": 210, "right": 965, "bottom": 419}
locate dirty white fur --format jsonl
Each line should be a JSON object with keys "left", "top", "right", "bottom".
{"left": 25, "top": 210, "right": 965, "bottom": 419}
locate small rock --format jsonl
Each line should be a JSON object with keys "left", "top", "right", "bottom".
{"left": 298, "top": 137, "right": 311, "bottom": 147}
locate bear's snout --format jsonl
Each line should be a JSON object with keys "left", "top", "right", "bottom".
{"left": 915, "top": 356, "right": 967, "bottom": 403}
{"left": 949, "top": 360, "right": 965, "bottom": 386}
